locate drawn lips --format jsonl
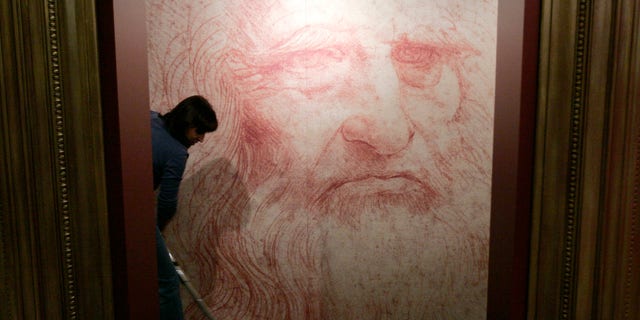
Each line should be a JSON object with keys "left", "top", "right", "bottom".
{"left": 330, "top": 174, "right": 427, "bottom": 194}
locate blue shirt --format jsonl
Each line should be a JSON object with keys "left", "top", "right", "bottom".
{"left": 151, "top": 111, "right": 188, "bottom": 229}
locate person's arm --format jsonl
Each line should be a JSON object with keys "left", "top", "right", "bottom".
{"left": 156, "top": 153, "right": 188, "bottom": 230}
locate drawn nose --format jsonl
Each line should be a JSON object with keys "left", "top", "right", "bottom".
{"left": 340, "top": 114, "right": 414, "bottom": 155}
{"left": 339, "top": 57, "right": 414, "bottom": 155}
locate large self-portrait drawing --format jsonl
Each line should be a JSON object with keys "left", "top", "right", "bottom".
{"left": 146, "top": 0, "right": 496, "bottom": 319}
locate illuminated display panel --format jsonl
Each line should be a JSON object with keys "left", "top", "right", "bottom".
{"left": 146, "top": 0, "right": 497, "bottom": 318}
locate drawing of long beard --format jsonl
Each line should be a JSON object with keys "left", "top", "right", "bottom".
{"left": 319, "top": 199, "right": 489, "bottom": 320}
{"left": 273, "top": 168, "right": 489, "bottom": 319}
{"left": 170, "top": 157, "right": 488, "bottom": 320}
{"left": 169, "top": 102, "right": 491, "bottom": 319}
{"left": 169, "top": 159, "right": 324, "bottom": 319}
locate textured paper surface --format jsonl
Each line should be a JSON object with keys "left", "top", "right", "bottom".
{"left": 146, "top": 1, "right": 497, "bottom": 318}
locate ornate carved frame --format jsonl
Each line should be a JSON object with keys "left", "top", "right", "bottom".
{"left": 0, "top": 1, "right": 113, "bottom": 319}
{"left": 528, "top": 0, "right": 640, "bottom": 319}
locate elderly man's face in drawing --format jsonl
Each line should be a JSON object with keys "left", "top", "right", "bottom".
{"left": 223, "top": 0, "right": 487, "bottom": 218}
{"left": 148, "top": 0, "right": 494, "bottom": 318}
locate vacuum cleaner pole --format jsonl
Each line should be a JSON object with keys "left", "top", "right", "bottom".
{"left": 168, "top": 251, "right": 217, "bottom": 320}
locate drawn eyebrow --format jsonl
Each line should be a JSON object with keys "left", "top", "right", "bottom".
{"left": 267, "top": 25, "right": 352, "bottom": 54}
{"left": 228, "top": 24, "right": 357, "bottom": 73}
{"left": 394, "top": 26, "right": 478, "bottom": 57}
{"left": 390, "top": 36, "right": 454, "bottom": 62}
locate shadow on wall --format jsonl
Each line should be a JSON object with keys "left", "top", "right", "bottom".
{"left": 164, "top": 157, "right": 250, "bottom": 302}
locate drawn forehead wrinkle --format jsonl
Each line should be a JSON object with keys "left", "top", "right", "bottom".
{"left": 244, "top": 0, "right": 394, "bottom": 45}
{"left": 230, "top": 1, "right": 463, "bottom": 56}
{"left": 241, "top": 16, "right": 356, "bottom": 55}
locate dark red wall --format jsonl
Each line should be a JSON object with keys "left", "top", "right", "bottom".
{"left": 488, "top": 0, "right": 540, "bottom": 319}
{"left": 96, "top": 1, "right": 158, "bottom": 319}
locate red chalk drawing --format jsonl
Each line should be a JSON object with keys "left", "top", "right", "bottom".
{"left": 147, "top": 0, "right": 497, "bottom": 319}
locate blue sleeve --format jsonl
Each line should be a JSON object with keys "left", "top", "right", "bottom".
{"left": 156, "top": 152, "right": 187, "bottom": 230}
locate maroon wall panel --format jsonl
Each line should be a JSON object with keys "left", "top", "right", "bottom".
{"left": 96, "top": 1, "right": 158, "bottom": 319}
{"left": 488, "top": 0, "right": 540, "bottom": 319}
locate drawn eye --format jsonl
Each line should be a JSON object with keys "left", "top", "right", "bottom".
{"left": 389, "top": 39, "right": 450, "bottom": 89}
{"left": 391, "top": 42, "right": 440, "bottom": 70}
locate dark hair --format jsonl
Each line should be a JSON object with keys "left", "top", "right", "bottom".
{"left": 160, "top": 95, "right": 218, "bottom": 146}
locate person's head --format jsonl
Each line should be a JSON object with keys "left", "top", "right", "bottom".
{"left": 160, "top": 95, "right": 218, "bottom": 147}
